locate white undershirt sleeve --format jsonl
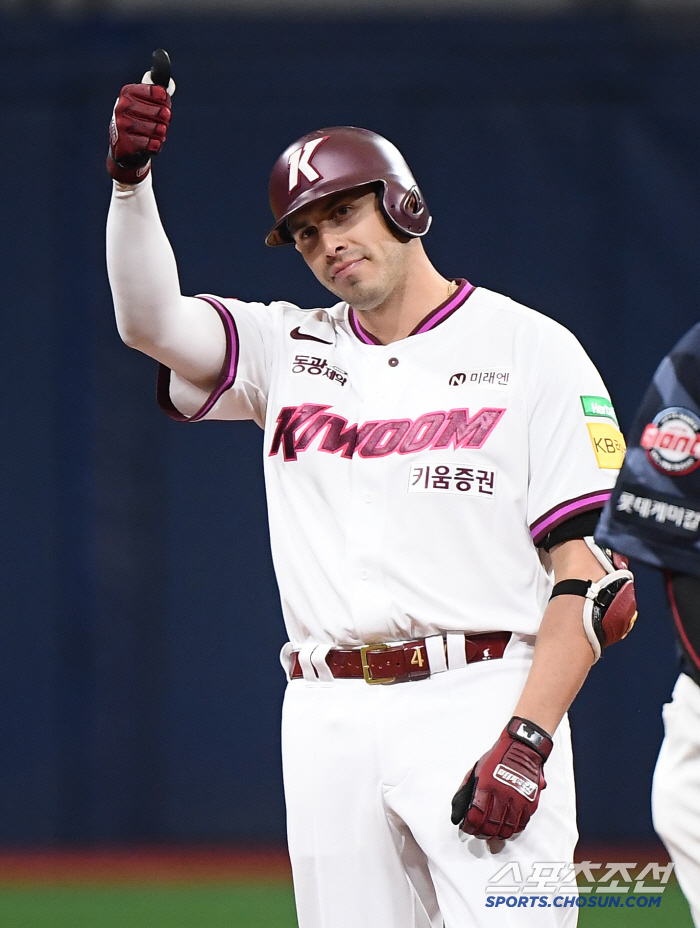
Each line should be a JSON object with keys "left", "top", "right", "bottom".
{"left": 106, "top": 173, "right": 227, "bottom": 389}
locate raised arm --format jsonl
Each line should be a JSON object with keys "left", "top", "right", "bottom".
{"left": 105, "top": 51, "right": 226, "bottom": 393}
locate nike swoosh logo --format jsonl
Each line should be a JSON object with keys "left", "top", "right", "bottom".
{"left": 290, "top": 326, "right": 333, "bottom": 345}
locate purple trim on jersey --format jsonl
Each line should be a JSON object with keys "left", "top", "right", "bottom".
{"left": 349, "top": 309, "right": 381, "bottom": 344}
{"left": 348, "top": 278, "right": 475, "bottom": 344}
{"left": 410, "top": 279, "right": 475, "bottom": 335}
{"left": 157, "top": 295, "right": 239, "bottom": 423}
{"left": 530, "top": 490, "right": 612, "bottom": 545}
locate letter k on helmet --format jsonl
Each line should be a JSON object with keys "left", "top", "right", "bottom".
{"left": 288, "top": 137, "right": 327, "bottom": 191}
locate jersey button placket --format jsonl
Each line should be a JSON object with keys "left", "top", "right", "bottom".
{"left": 346, "top": 347, "right": 402, "bottom": 640}
{"left": 372, "top": 347, "right": 403, "bottom": 403}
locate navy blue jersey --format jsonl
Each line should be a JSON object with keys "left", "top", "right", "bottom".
{"left": 597, "top": 322, "right": 700, "bottom": 576}
{"left": 596, "top": 322, "right": 700, "bottom": 684}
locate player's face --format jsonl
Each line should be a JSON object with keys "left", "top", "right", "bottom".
{"left": 288, "top": 187, "right": 413, "bottom": 310}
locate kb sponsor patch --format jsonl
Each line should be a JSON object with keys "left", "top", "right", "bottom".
{"left": 587, "top": 423, "right": 626, "bottom": 469}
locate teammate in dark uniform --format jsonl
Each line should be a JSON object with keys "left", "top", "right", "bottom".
{"left": 596, "top": 323, "right": 700, "bottom": 927}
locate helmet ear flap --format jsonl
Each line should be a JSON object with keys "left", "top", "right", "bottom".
{"left": 397, "top": 185, "right": 429, "bottom": 236}
{"left": 381, "top": 183, "right": 431, "bottom": 240}
{"left": 402, "top": 185, "right": 426, "bottom": 218}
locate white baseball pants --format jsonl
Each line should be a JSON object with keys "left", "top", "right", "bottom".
{"left": 282, "top": 639, "right": 579, "bottom": 928}
{"left": 652, "top": 672, "right": 700, "bottom": 927}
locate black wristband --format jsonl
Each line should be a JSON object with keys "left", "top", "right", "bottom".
{"left": 550, "top": 578, "right": 592, "bottom": 600}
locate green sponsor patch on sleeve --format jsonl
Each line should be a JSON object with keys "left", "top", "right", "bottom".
{"left": 581, "top": 394, "right": 618, "bottom": 425}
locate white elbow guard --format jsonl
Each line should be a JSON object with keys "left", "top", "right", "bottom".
{"left": 549, "top": 537, "right": 638, "bottom": 662}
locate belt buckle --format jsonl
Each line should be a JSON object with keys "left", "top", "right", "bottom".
{"left": 360, "top": 644, "right": 396, "bottom": 685}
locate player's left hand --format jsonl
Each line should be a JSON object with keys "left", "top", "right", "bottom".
{"left": 450, "top": 716, "right": 553, "bottom": 839}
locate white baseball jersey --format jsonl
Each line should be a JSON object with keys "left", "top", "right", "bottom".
{"left": 159, "top": 279, "right": 624, "bottom": 649}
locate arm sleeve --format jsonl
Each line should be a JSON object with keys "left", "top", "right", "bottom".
{"left": 158, "top": 294, "right": 279, "bottom": 428}
{"left": 106, "top": 174, "right": 228, "bottom": 388}
{"left": 526, "top": 322, "right": 623, "bottom": 545}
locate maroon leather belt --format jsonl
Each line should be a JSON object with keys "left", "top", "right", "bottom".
{"left": 289, "top": 632, "right": 512, "bottom": 685}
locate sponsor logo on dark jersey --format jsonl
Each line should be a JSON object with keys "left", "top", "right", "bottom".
{"left": 614, "top": 488, "right": 700, "bottom": 535}
{"left": 641, "top": 407, "right": 700, "bottom": 475}
{"left": 269, "top": 404, "right": 505, "bottom": 461}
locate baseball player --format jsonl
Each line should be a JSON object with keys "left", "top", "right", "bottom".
{"left": 596, "top": 324, "right": 700, "bottom": 927}
{"left": 106, "top": 52, "right": 637, "bottom": 927}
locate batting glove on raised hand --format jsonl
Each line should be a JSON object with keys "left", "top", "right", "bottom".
{"left": 107, "top": 49, "right": 174, "bottom": 185}
{"left": 451, "top": 716, "right": 553, "bottom": 840}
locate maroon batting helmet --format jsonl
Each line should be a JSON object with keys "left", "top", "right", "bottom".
{"left": 265, "top": 126, "right": 432, "bottom": 247}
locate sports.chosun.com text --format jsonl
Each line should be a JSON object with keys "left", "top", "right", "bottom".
{"left": 485, "top": 895, "right": 663, "bottom": 909}
{"left": 483, "top": 860, "right": 674, "bottom": 908}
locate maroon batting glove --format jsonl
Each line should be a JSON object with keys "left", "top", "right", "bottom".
{"left": 107, "top": 83, "right": 172, "bottom": 184}
{"left": 451, "top": 716, "right": 553, "bottom": 840}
